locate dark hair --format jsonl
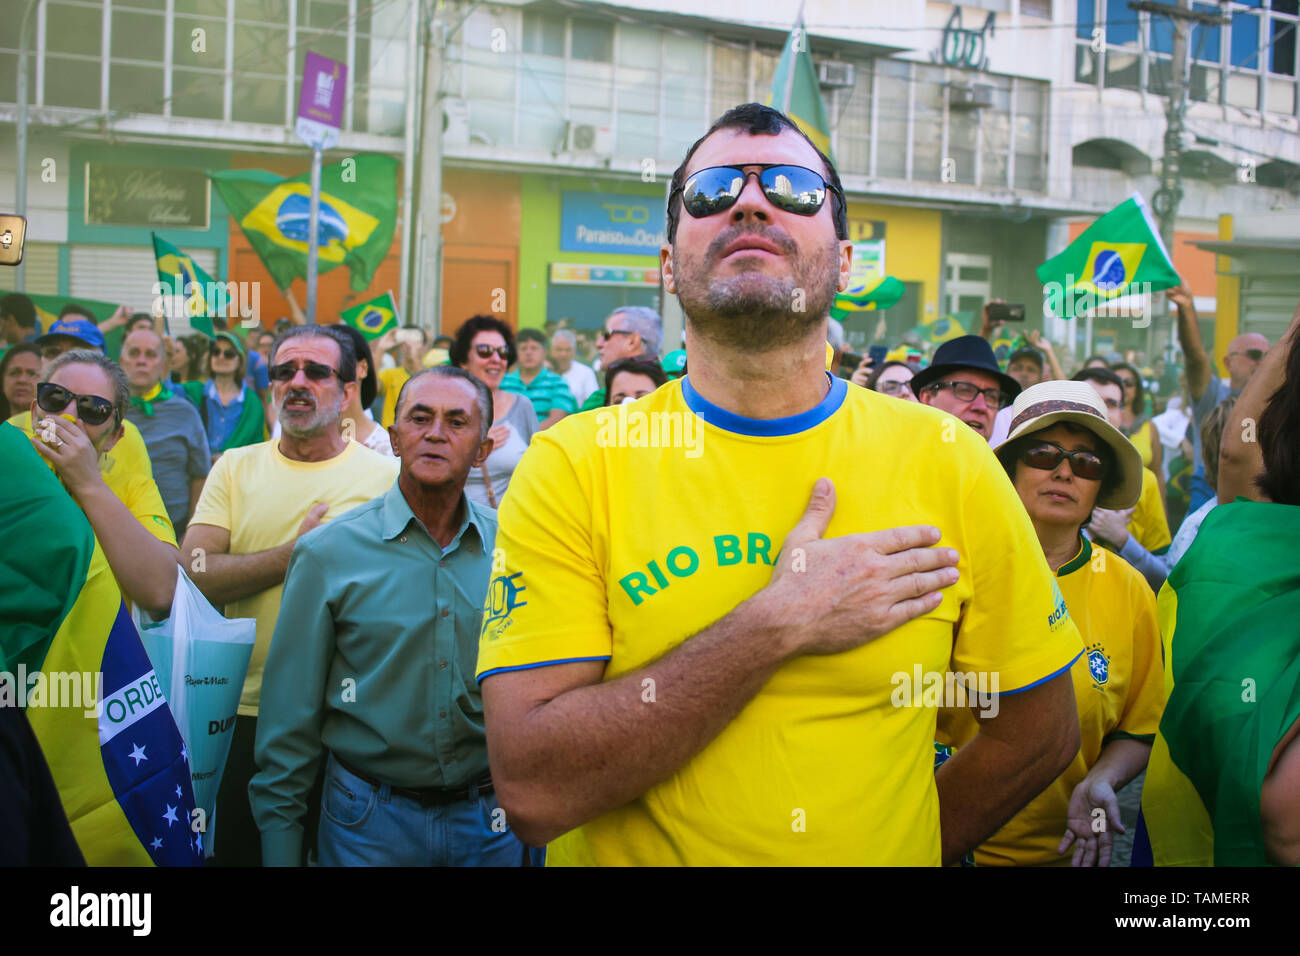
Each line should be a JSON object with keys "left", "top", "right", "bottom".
{"left": 329, "top": 323, "right": 377, "bottom": 408}
{"left": 0, "top": 292, "right": 37, "bottom": 330}
{"left": 516, "top": 328, "right": 547, "bottom": 348}
{"left": 58, "top": 301, "right": 95, "bottom": 321}
{"left": 1110, "top": 361, "right": 1145, "bottom": 416}
{"left": 270, "top": 325, "right": 357, "bottom": 383}
{"left": 394, "top": 365, "right": 493, "bottom": 442}
{"left": 1255, "top": 331, "right": 1300, "bottom": 505}
{"left": 178, "top": 333, "right": 211, "bottom": 382}
{"left": 1007, "top": 347, "right": 1045, "bottom": 371}
{"left": 998, "top": 421, "right": 1120, "bottom": 515}
{"left": 0, "top": 341, "right": 41, "bottom": 419}
{"left": 433, "top": 335, "right": 453, "bottom": 349}
{"left": 449, "top": 315, "right": 517, "bottom": 368}
{"left": 865, "top": 359, "right": 913, "bottom": 392}
{"left": 126, "top": 313, "right": 156, "bottom": 333}
{"left": 666, "top": 102, "right": 848, "bottom": 244}
{"left": 1071, "top": 366, "right": 1125, "bottom": 393}
{"left": 207, "top": 334, "right": 247, "bottom": 386}
{"left": 604, "top": 357, "right": 668, "bottom": 405}
{"left": 1200, "top": 394, "right": 1238, "bottom": 492}
{"left": 1082, "top": 354, "right": 1111, "bottom": 369}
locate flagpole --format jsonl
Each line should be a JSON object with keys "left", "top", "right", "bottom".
{"left": 783, "top": 2, "right": 804, "bottom": 112}
{"left": 306, "top": 145, "right": 322, "bottom": 324}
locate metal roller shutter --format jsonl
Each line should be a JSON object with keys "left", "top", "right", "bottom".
{"left": 68, "top": 244, "right": 218, "bottom": 313}
{"left": 20, "top": 242, "right": 61, "bottom": 295}
{"left": 1239, "top": 273, "right": 1300, "bottom": 346}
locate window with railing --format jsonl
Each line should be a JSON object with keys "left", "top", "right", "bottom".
{"left": 1075, "top": 0, "right": 1298, "bottom": 116}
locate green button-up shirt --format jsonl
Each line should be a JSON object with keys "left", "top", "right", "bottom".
{"left": 250, "top": 479, "right": 497, "bottom": 866}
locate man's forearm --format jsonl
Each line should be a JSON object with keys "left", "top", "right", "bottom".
{"left": 191, "top": 542, "right": 294, "bottom": 605}
{"left": 935, "top": 680, "right": 1078, "bottom": 865}
{"left": 491, "top": 590, "right": 799, "bottom": 846}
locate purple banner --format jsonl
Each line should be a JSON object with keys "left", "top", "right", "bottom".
{"left": 297, "top": 51, "right": 346, "bottom": 130}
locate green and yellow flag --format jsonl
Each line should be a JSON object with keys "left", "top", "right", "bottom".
{"left": 1, "top": 424, "right": 201, "bottom": 866}
{"left": 830, "top": 275, "right": 905, "bottom": 321}
{"left": 0, "top": 291, "right": 127, "bottom": 358}
{"left": 209, "top": 154, "right": 398, "bottom": 293}
{"left": 1037, "top": 194, "right": 1179, "bottom": 317}
{"left": 764, "top": 7, "right": 833, "bottom": 160}
{"left": 1139, "top": 500, "right": 1300, "bottom": 866}
{"left": 339, "top": 291, "right": 398, "bottom": 340}
{"left": 152, "top": 233, "right": 223, "bottom": 337}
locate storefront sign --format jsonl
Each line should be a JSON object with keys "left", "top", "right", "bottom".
{"left": 560, "top": 192, "right": 666, "bottom": 256}
{"left": 551, "top": 263, "right": 660, "bottom": 287}
{"left": 85, "top": 164, "right": 211, "bottom": 229}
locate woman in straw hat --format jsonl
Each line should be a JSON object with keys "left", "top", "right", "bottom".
{"left": 938, "top": 380, "right": 1164, "bottom": 866}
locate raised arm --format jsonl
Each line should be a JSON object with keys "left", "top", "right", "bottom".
{"left": 482, "top": 480, "right": 960, "bottom": 847}
{"left": 1217, "top": 299, "right": 1300, "bottom": 504}
{"left": 1167, "top": 285, "right": 1212, "bottom": 402}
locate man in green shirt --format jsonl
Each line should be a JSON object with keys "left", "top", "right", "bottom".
{"left": 250, "top": 366, "right": 542, "bottom": 866}
{"left": 500, "top": 328, "right": 576, "bottom": 429}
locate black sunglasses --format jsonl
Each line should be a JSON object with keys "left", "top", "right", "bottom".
{"left": 672, "top": 164, "right": 845, "bottom": 229}
{"left": 1019, "top": 441, "right": 1107, "bottom": 481}
{"left": 36, "top": 382, "right": 115, "bottom": 426}
{"left": 210, "top": 344, "right": 240, "bottom": 360}
{"left": 269, "top": 361, "right": 342, "bottom": 383}
{"left": 473, "top": 344, "right": 510, "bottom": 360}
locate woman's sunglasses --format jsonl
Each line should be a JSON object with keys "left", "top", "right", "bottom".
{"left": 672, "top": 164, "right": 844, "bottom": 225}
{"left": 210, "top": 345, "right": 240, "bottom": 360}
{"left": 36, "top": 382, "right": 115, "bottom": 426}
{"left": 474, "top": 344, "right": 510, "bottom": 360}
{"left": 1019, "top": 441, "right": 1106, "bottom": 481}
{"left": 269, "top": 361, "right": 342, "bottom": 383}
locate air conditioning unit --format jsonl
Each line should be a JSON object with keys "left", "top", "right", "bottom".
{"left": 948, "top": 82, "right": 994, "bottom": 110}
{"left": 818, "top": 61, "right": 856, "bottom": 89}
{"left": 442, "top": 98, "right": 470, "bottom": 145}
{"left": 566, "top": 121, "right": 613, "bottom": 155}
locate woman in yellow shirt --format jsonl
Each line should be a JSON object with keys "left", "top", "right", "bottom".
{"left": 939, "top": 380, "right": 1165, "bottom": 866}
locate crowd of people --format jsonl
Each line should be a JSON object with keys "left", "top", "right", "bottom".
{"left": 2, "top": 102, "right": 1297, "bottom": 869}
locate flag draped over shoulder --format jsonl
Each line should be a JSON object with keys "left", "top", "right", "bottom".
{"left": 339, "top": 291, "right": 398, "bottom": 340}
{"left": 0, "top": 424, "right": 201, "bottom": 866}
{"left": 764, "top": 9, "right": 833, "bottom": 160}
{"left": 1037, "top": 193, "right": 1180, "bottom": 317}
{"left": 830, "top": 276, "right": 904, "bottom": 321}
{"left": 152, "top": 233, "right": 224, "bottom": 337}
{"left": 1141, "top": 500, "right": 1300, "bottom": 866}
{"left": 209, "top": 154, "right": 398, "bottom": 292}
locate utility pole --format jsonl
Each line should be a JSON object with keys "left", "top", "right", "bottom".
{"left": 14, "top": 0, "right": 38, "bottom": 293}
{"left": 411, "top": 2, "right": 445, "bottom": 334}
{"left": 1129, "top": 0, "right": 1228, "bottom": 354}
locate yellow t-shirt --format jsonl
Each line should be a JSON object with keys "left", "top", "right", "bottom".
{"left": 1129, "top": 420, "right": 1156, "bottom": 471}
{"left": 8, "top": 410, "right": 176, "bottom": 547}
{"left": 938, "top": 536, "right": 1164, "bottom": 866}
{"left": 189, "top": 439, "right": 399, "bottom": 716}
{"left": 378, "top": 366, "right": 410, "bottom": 429}
{"left": 476, "top": 375, "right": 1084, "bottom": 866}
{"left": 1126, "top": 466, "right": 1171, "bottom": 555}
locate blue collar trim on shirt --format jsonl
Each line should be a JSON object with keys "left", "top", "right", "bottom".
{"left": 680, "top": 372, "right": 847, "bottom": 437}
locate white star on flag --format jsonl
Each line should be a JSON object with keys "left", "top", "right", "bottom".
{"left": 163, "top": 804, "right": 179, "bottom": 826}
{"left": 194, "top": 832, "right": 203, "bottom": 854}
{"left": 181, "top": 744, "right": 188, "bottom": 763}
{"left": 129, "top": 743, "right": 147, "bottom": 766}
{"left": 176, "top": 784, "right": 183, "bottom": 799}
{"left": 150, "top": 837, "right": 163, "bottom": 850}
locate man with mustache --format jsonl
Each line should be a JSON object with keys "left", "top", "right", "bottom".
{"left": 184, "top": 325, "right": 398, "bottom": 866}
{"left": 477, "top": 103, "right": 1083, "bottom": 866}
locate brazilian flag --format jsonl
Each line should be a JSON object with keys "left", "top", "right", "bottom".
{"left": 1037, "top": 193, "right": 1179, "bottom": 317}
{"left": 830, "top": 275, "right": 905, "bottom": 320}
{"left": 339, "top": 291, "right": 398, "bottom": 340}
{"left": 152, "top": 233, "right": 224, "bottom": 337}
{"left": 764, "top": 10, "right": 833, "bottom": 160}
{"left": 914, "top": 313, "right": 969, "bottom": 345}
{"left": 1139, "top": 500, "right": 1300, "bottom": 866}
{"left": 0, "top": 424, "right": 201, "bottom": 865}
{"left": 209, "top": 154, "right": 398, "bottom": 293}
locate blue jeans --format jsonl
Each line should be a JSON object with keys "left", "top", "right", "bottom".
{"left": 316, "top": 752, "right": 544, "bottom": 867}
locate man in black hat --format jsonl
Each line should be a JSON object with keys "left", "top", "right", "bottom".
{"left": 911, "top": 334, "right": 1020, "bottom": 442}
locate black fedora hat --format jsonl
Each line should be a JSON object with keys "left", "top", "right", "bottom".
{"left": 910, "top": 334, "right": 1022, "bottom": 402}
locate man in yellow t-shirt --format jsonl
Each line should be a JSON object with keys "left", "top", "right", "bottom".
{"left": 476, "top": 104, "right": 1084, "bottom": 867}
{"left": 184, "top": 326, "right": 398, "bottom": 866}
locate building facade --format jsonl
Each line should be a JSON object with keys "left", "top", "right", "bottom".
{"left": 2, "top": 0, "right": 1296, "bottom": 362}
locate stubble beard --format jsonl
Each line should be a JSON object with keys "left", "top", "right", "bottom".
{"left": 674, "top": 226, "right": 842, "bottom": 353}
{"left": 278, "top": 390, "right": 344, "bottom": 439}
